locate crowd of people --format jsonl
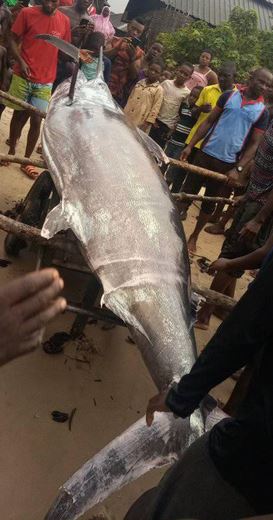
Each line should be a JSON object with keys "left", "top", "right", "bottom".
{"left": 0, "top": 1, "right": 273, "bottom": 519}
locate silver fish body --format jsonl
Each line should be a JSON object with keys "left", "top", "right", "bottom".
{"left": 42, "top": 72, "right": 206, "bottom": 519}
{"left": 42, "top": 72, "right": 197, "bottom": 389}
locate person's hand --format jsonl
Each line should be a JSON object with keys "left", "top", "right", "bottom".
{"left": 19, "top": 58, "right": 30, "bottom": 79}
{"left": 139, "top": 122, "right": 150, "bottom": 132}
{"left": 146, "top": 390, "right": 171, "bottom": 427}
{"left": 127, "top": 43, "right": 136, "bottom": 62}
{"left": 87, "top": 20, "right": 95, "bottom": 33}
{"left": 226, "top": 168, "right": 243, "bottom": 188}
{"left": 72, "top": 24, "right": 88, "bottom": 38}
{"left": 233, "top": 195, "right": 245, "bottom": 208}
{"left": 208, "top": 258, "right": 231, "bottom": 275}
{"left": 239, "top": 219, "right": 262, "bottom": 241}
{"left": 0, "top": 269, "right": 66, "bottom": 367}
{"left": 200, "top": 103, "right": 212, "bottom": 113}
{"left": 180, "top": 145, "right": 192, "bottom": 162}
{"left": 79, "top": 49, "right": 94, "bottom": 64}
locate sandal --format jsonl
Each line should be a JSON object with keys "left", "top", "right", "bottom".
{"left": 20, "top": 164, "right": 40, "bottom": 180}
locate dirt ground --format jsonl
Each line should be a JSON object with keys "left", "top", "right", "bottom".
{"left": 0, "top": 108, "right": 252, "bottom": 520}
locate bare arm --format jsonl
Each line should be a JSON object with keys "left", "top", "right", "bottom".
{"left": 128, "top": 56, "right": 141, "bottom": 80}
{"left": 238, "top": 186, "right": 273, "bottom": 241}
{"left": 237, "top": 130, "right": 264, "bottom": 170}
{"left": 210, "top": 232, "right": 273, "bottom": 273}
{"left": 104, "top": 46, "right": 119, "bottom": 59}
{"left": 191, "top": 104, "right": 212, "bottom": 118}
{"left": 254, "top": 186, "right": 273, "bottom": 225}
{"left": 207, "top": 70, "right": 218, "bottom": 85}
{"left": 181, "top": 106, "right": 221, "bottom": 160}
{"left": 8, "top": 32, "right": 29, "bottom": 77}
{"left": 227, "top": 130, "right": 265, "bottom": 187}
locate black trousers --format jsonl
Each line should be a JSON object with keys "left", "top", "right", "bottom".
{"left": 182, "top": 149, "right": 235, "bottom": 214}
{"left": 124, "top": 434, "right": 254, "bottom": 520}
{"left": 150, "top": 119, "right": 170, "bottom": 148}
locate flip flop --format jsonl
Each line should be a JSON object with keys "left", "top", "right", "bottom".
{"left": 205, "top": 224, "right": 225, "bottom": 235}
{"left": 20, "top": 164, "right": 40, "bottom": 180}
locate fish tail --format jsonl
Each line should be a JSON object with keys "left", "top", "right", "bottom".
{"left": 44, "top": 414, "right": 192, "bottom": 520}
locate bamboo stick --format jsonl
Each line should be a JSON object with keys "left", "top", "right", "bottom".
{"left": 192, "top": 282, "right": 236, "bottom": 311}
{"left": 169, "top": 158, "right": 228, "bottom": 183}
{"left": 0, "top": 218, "right": 237, "bottom": 312}
{"left": 173, "top": 192, "right": 234, "bottom": 205}
{"left": 0, "top": 153, "right": 47, "bottom": 169}
{"left": 0, "top": 89, "right": 46, "bottom": 118}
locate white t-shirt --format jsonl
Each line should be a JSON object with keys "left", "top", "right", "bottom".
{"left": 158, "top": 80, "right": 190, "bottom": 129}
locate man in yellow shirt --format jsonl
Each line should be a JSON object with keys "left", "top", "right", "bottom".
{"left": 186, "top": 62, "right": 237, "bottom": 149}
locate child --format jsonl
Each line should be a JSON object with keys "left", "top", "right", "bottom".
{"left": 79, "top": 31, "right": 111, "bottom": 84}
{"left": 149, "top": 62, "right": 194, "bottom": 148}
{"left": 165, "top": 85, "right": 203, "bottom": 193}
{"left": 124, "top": 59, "right": 164, "bottom": 133}
{"left": 160, "top": 69, "right": 172, "bottom": 83}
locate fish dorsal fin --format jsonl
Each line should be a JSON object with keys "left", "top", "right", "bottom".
{"left": 96, "top": 46, "right": 104, "bottom": 79}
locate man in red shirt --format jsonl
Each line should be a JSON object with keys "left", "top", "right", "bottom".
{"left": 4, "top": 0, "right": 71, "bottom": 178}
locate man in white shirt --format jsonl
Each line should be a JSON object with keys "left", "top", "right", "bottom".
{"left": 150, "top": 62, "right": 193, "bottom": 147}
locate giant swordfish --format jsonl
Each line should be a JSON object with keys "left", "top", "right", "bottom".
{"left": 39, "top": 37, "right": 218, "bottom": 520}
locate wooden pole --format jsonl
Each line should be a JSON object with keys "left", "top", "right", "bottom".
{"left": 0, "top": 217, "right": 237, "bottom": 312}
{"left": 192, "top": 282, "right": 236, "bottom": 311}
{"left": 0, "top": 214, "right": 72, "bottom": 251}
{"left": 0, "top": 153, "right": 47, "bottom": 169}
{"left": 169, "top": 158, "right": 228, "bottom": 183}
{"left": 173, "top": 192, "right": 234, "bottom": 206}
{"left": 0, "top": 90, "right": 46, "bottom": 119}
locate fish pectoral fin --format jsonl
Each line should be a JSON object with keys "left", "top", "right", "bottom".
{"left": 137, "top": 129, "right": 169, "bottom": 166}
{"left": 41, "top": 202, "right": 70, "bottom": 239}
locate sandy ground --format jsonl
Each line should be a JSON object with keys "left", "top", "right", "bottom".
{"left": 0, "top": 108, "right": 251, "bottom": 520}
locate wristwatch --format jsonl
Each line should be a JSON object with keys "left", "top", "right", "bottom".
{"left": 236, "top": 165, "right": 244, "bottom": 173}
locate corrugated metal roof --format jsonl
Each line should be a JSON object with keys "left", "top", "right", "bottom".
{"left": 161, "top": 0, "right": 273, "bottom": 30}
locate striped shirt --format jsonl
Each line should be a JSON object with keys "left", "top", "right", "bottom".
{"left": 169, "top": 102, "right": 197, "bottom": 146}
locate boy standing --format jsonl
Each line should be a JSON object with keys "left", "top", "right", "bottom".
{"left": 165, "top": 85, "right": 203, "bottom": 192}
{"left": 149, "top": 62, "right": 193, "bottom": 148}
{"left": 124, "top": 60, "right": 164, "bottom": 133}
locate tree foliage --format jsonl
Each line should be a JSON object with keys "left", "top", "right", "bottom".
{"left": 157, "top": 7, "right": 273, "bottom": 80}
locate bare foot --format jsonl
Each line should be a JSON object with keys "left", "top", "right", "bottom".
{"left": 0, "top": 146, "right": 14, "bottom": 166}
{"left": 188, "top": 235, "right": 197, "bottom": 253}
{"left": 194, "top": 320, "right": 209, "bottom": 330}
{"left": 213, "top": 307, "right": 229, "bottom": 321}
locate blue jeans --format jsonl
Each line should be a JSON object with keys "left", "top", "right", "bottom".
{"left": 165, "top": 141, "right": 187, "bottom": 193}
